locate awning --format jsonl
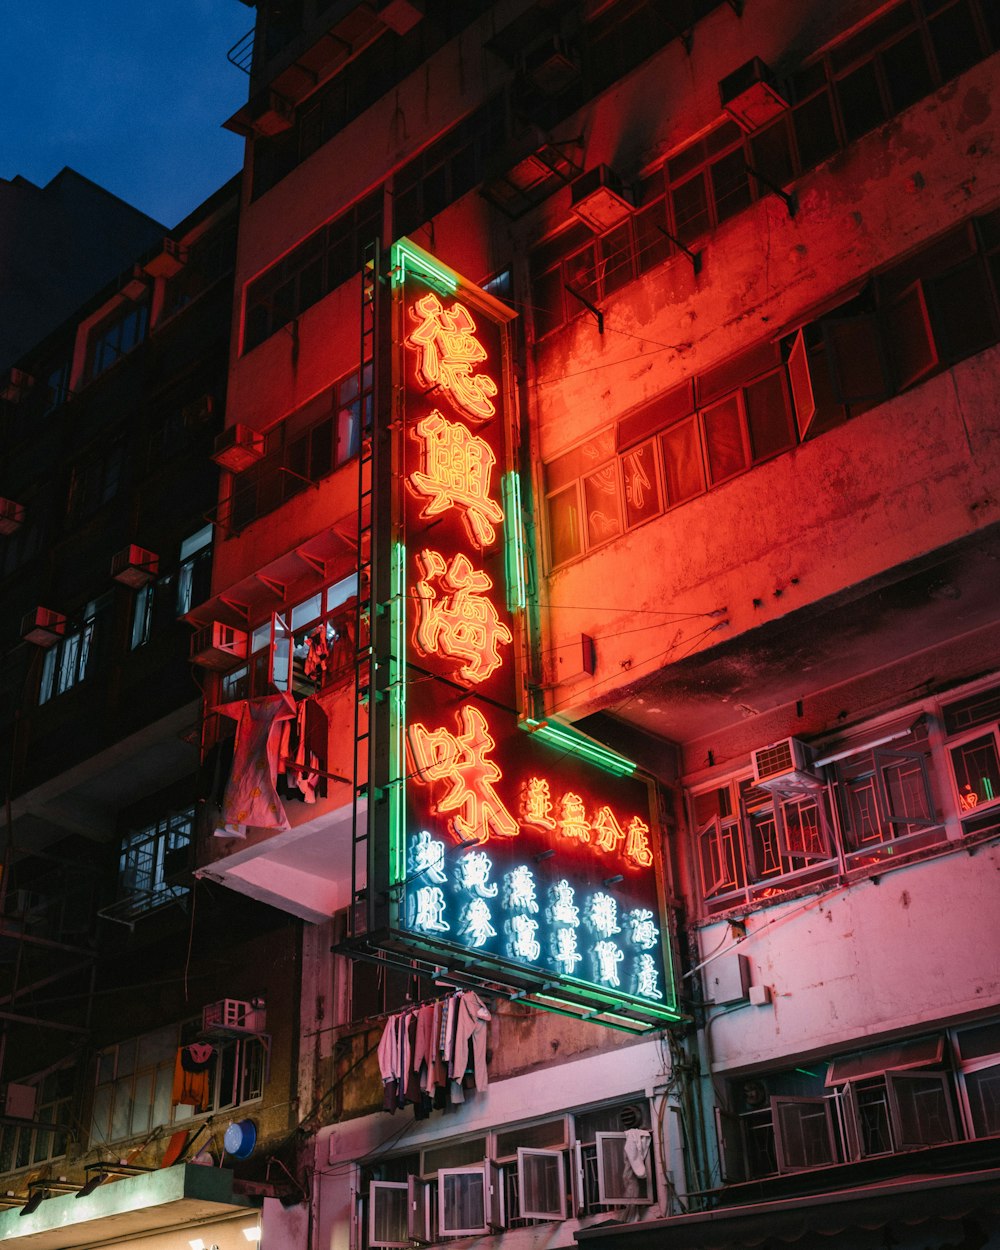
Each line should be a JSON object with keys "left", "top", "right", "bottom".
{"left": 575, "top": 1166, "right": 1000, "bottom": 1249}
{"left": 0, "top": 1164, "right": 260, "bottom": 1250}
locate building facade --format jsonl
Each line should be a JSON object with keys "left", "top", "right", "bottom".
{"left": 3, "top": 0, "right": 1000, "bottom": 1248}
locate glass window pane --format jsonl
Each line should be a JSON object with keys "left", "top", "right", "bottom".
{"left": 745, "top": 370, "right": 794, "bottom": 461}
{"left": 671, "top": 175, "right": 710, "bottom": 245}
{"left": 965, "top": 1065, "right": 1000, "bottom": 1137}
{"left": 138, "top": 1026, "right": 176, "bottom": 1069}
{"left": 702, "top": 395, "right": 748, "bottom": 483}
{"left": 837, "top": 61, "right": 886, "bottom": 143}
{"left": 929, "top": 2, "right": 982, "bottom": 80}
{"left": 660, "top": 417, "right": 704, "bottom": 507}
{"left": 564, "top": 244, "right": 599, "bottom": 307}
{"left": 584, "top": 465, "right": 622, "bottom": 547}
{"left": 131, "top": 1072, "right": 153, "bottom": 1137}
{"left": 291, "top": 593, "right": 323, "bottom": 631}
{"left": 599, "top": 224, "right": 635, "bottom": 296}
{"left": 621, "top": 441, "right": 661, "bottom": 528}
{"left": 152, "top": 1065, "right": 173, "bottom": 1129}
{"left": 881, "top": 31, "right": 933, "bottom": 113}
{"left": 951, "top": 734, "right": 1000, "bottom": 809}
{"left": 548, "top": 486, "right": 581, "bottom": 566}
{"left": 793, "top": 91, "right": 838, "bottom": 171}
{"left": 710, "top": 149, "right": 752, "bottom": 224}
{"left": 749, "top": 120, "right": 794, "bottom": 187}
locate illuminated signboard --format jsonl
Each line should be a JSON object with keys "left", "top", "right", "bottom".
{"left": 371, "top": 239, "right": 679, "bottom": 1030}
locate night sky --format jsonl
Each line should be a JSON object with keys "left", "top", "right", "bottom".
{"left": 2, "top": 1, "right": 253, "bottom": 228}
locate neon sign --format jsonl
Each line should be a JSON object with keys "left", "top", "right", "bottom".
{"left": 379, "top": 239, "right": 678, "bottom": 1029}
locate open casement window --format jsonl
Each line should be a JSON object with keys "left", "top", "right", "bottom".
{"left": 821, "top": 313, "right": 891, "bottom": 405}
{"left": 772, "top": 1096, "right": 839, "bottom": 1172}
{"left": 714, "top": 1106, "right": 748, "bottom": 1183}
{"left": 837, "top": 747, "right": 936, "bottom": 854}
{"left": 516, "top": 1148, "right": 567, "bottom": 1221}
{"left": 368, "top": 1181, "right": 409, "bottom": 1249}
{"left": 407, "top": 1175, "right": 433, "bottom": 1245}
{"left": 697, "top": 817, "right": 746, "bottom": 898}
{"left": 594, "top": 1132, "right": 654, "bottom": 1206}
{"left": 786, "top": 328, "right": 817, "bottom": 440}
{"left": 948, "top": 725, "right": 1000, "bottom": 819}
{"left": 955, "top": 1020, "right": 1000, "bottom": 1139}
{"left": 437, "top": 1161, "right": 504, "bottom": 1237}
{"left": 882, "top": 280, "right": 939, "bottom": 391}
{"left": 777, "top": 793, "right": 832, "bottom": 862}
{"left": 884, "top": 1072, "right": 957, "bottom": 1149}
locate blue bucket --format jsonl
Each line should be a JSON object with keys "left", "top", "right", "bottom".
{"left": 223, "top": 1119, "right": 257, "bottom": 1160}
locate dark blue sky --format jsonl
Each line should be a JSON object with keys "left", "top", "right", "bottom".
{"left": 3, "top": 1, "right": 253, "bottom": 228}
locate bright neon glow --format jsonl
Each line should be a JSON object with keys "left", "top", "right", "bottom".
{"left": 406, "top": 292, "right": 498, "bottom": 421}
{"left": 625, "top": 817, "right": 654, "bottom": 869}
{"left": 552, "top": 926, "right": 583, "bottom": 974}
{"left": 410, "top": 830, "right": 447, "bottom": 884}
{"left": 559, "top": 791, "right": 592, "bottom": 844}
{"left": 388, "top": 541, "right": 407, "bottom": 884}
{"left": 408, "top": 411, "right": 504, "bottom": 549}
{"left": 412, "top": 549, "right": 512, "bottom": 683}
{"left": 593, "top": 804, "right": 626, "bottom": 854}
{"left": 520, "top": 776, "right": 557, "bottom": 831}
{"left": 503, "top": 864, "right": 539, "bottom": 913}
{"left": 408, "top": 705, "right": 518, "bottom": 844}
{"left": 412, "top": 885, "right": 450, "bottom": 933}
{"left": 547, "top": 879, "right": 580, "bottom": 927}
{"left": 502, "top": 471, "right": 527, "bottom": 612}
{"left": 457, "top": 850, "right": 498, "bottom": 898}
{"left": 392, "top": 240, "right": 458, "bottom": 294}
{"left": 626, "top": 908, "right": 659, "bottom": 950}
{"left": 507, "top": 913, "right": 541, "bottom": 961}
{"left": 459, "top": 897, "right": 497, "bottom": 947}
{"left": 586, "top": 892, "right": 621, "bottom": 938}
{"left": 521, "top": 718, "right": 638, "bottom": 778}
{"left": 593, "top": 939, "right": 624, "bottom": 987}
{"left": 634, "top": 953, "right": 664, "bottom": 1000}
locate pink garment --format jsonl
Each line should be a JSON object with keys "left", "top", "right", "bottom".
{"left": 214, "top": 693, "right": 296, "bottom": 834}
{"left": 450, "top": 991, "right": 491, "bottom": 1092}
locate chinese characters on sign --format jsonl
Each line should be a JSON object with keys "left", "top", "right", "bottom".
{"left": 392, "top": 246, "right": 672, "bottom": 1017}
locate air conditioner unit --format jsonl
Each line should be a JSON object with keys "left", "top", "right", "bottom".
{"left": 111, "top": 544, "right": 159, "bottom": 588}
{"left": 190, "top": 622, "right": 249, "bottom": 671}
{"left": 144, "top": 237, "right": 188, "bottom": 279}
{"left": 4, "top": 1083, "right": 37, "bottom": 1120}
{"left": 751, "top": 737, "right": 823, "bottom": 794}
{"left": 183, "top": 394, "right": 216, "bottom": 428}
{"left": 249, "top": 89, "right": 295, "bottom": 137}
{"left": 522, "top": 34, "right": 581, "bottom": 96}
{"left": 720, "top": 57, "right": 789, "bottom": 132}
{"left": 0, "top": 497, "right": 25, "bottom": 536}
{"left": 570, "top": 165, "right": 634, "bottom": 232}
{"left": 202, "top": 997, "right": 266, "bottom": 1033}
{"left": 212, "top": 424, "right": 265, "bottom": 473}
{"left": 121, "top": 266, "right": 150, "bottom": 302}
{"left": 376, "top": 0, "right": 424, "bottom": 35}
{"left": 20, "top": 606, "right": 67, "bottom": 648}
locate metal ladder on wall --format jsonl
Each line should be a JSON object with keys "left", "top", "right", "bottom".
{"left": 349, "top": 240, "right": 380, "bottom": 941}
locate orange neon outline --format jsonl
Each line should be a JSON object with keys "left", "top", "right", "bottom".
{"left": 592, "top": 805, "right": 626, "bottom": 854}
{"left": 405, "top": 291, "right": 498, "bottom": 422}
{"left": 558, "top": 791, "right": 592, "bottom": 844}
{"left": 625, "top": 816, "right": 654, "bottom": 868}
{"left": 408, "top": 705, "right": 518, "bottom": 845}
{"left": 407, "top": 410, "right": 504, "bottom": 549}
{"left": 412, "top": 549, "right": 512, "bottom": 684}
{"left": 519, "top": 776, "right": 557, "bottom": 832}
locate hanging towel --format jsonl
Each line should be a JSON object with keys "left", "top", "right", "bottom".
{"left": 213, "top": 692, "right": 296, "bottom": 834}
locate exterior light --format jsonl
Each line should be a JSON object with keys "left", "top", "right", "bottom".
{"left": 242, "top": 1228, "right": 262, "bottom": 1242}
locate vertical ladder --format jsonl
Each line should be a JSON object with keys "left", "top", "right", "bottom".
{"left": 350, "top": 240, "right": 380, "bottom": 939}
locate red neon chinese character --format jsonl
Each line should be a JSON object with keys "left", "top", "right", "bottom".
{"left": 625, "top": 816, "right": 654, "bottom": 868}
{"left": 406, "top": 292, "right": 498, "bottom": 422}
{"left": 413, "top": 549, "right": 512, "bottom": 684}
{"left": 409, "top": 410, "right": 504, "bottom": 549}
{"left": 519, "top": 776, "right": 556, "bottom": 831}
{"left": 559, "top": 792, "right": 591, "bottom": 844}
{"left": 593, "top": 805, "right": 626, "bottom": 855}
{"left": 408, "top": 705, "right": 518, "bottom": 845}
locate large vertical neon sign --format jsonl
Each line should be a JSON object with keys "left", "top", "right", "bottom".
{"left": 380, "top": 239, "right": 679, "bottom": 1029}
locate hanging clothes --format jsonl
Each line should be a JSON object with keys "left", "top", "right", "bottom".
{"left": 451, "top": 991, "right": 491, "bottom": 1093}
{"left": 171, "top": 1043, "right": 215, "bottom": 1110}
{"left": 213, "top": 692, "right": 296, "bottom": 836}
{"left": 280, "top": 697, "right": 328, "bottom": 804}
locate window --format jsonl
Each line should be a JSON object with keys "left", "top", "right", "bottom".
{"left": 544, "top": 354, "right": 794, "bottom": 568}
{"left": 66, "top": 439, "right": 126, "bottom": 521}
{"left": 117, "top": 808, "right": 193, "bottom": 912}
{"left": 90, "top": 1021, "right": 264, "bottom": 1148}
{"left": 176, "top": 525, "right": 213, "bottom": 617}
{"left": 88, "top": 300, "right": 149, "bottom": 380}
{"left": 0, "top": 1068, "right": 74, "bottom": 1172}
{"left": 834, "top": 746, "right": 936, "bottom": 860}
{"left": 243, "top": 193, "right": 383, "bottom": 351}
{"left": 222, "top": 574, "right": 359, "bottom": 703}
{"left": 38, "top": 595, "right": 110, "bottom": 704}
{"left": 226, "top": 366, "right": 371, "bottom": 531}
{"left": 362, "top": 1101, "right": 648, "bottom": 1245}
{"left": 944, "top": 684, "right": 1000, "bottom": 840}
{"left": 728, "top": 1027, "right": 987, "bottom": 1180}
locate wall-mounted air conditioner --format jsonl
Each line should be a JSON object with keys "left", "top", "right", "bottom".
{"left": 570, "top": 165, "right": 634, "bottom": 232}
{"left": 720, "top": 57, "right": 789, "bottom": 132}
{"left": 0, "top": 497, "right": 25, "bottom": 536}
{"left": 20, "top": 607, "right": 67, "bottom": 647}
{"left": 751, "top": 737, "right": 823, "bottom": 794}
{"left": 190, "top": 622, "right": 249, "bottom": 671}
{"left": 183, "top": 394, "right": 216, "bottom": 428}
{"left": 521, "top": 34, "right": 580, "bottom": 96}
{"left": 144, "top": 237, "right": 188, "bottom": 279}
{"left": 121, "top": 266, "right": 150, "bottom": 302}
{"left": 376, "top": 0, "right": 424, "bottom": 35}
{"left": 249, "top": 89, "right": 295, "bottom": 137}
{"left": 212, "top": 424, "right": 265, "bottom": 473}
{"left": 1, "top": 369, "right": 37, "bottom": 403}
{"left": 202, "top": 997, "right": 266, "bottom": 1033}
{"left": 111, "top": 544, "right": 159, "bottom": 588}
{"left": 4, "top": 1083, "right": 37, "bottom": 1120}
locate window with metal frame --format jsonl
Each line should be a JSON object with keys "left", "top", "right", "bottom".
{"left": 943, "top": 683, "right": 1000, "bottom": 841}
{"left": 88, "top": 300, "right": 149, "bottom": 380}
{"left": 0, "top": 1067, "right": 74, "bottom": 1173}
{"left": 38, "top": 595, "right": 111, "bottom": 705}
{"left": 117, "top": 807, "right": 193, "bottom": 912}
